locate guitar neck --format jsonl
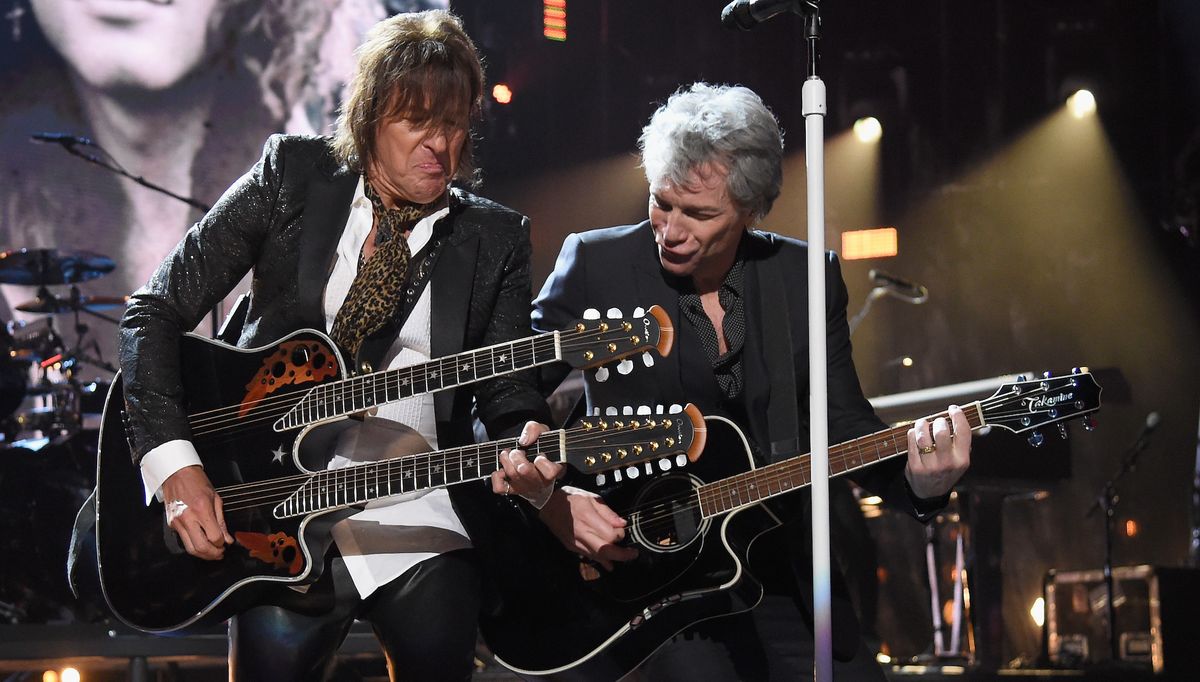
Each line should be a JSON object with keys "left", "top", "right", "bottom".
{"left": 272, "top": 430, "right": 564, "bottom": 518}
{"left": 695, "top": 403, "right": 985, "bottom": 518}
{"left": 276, "top": 332, "right": 561, "bottom": 430}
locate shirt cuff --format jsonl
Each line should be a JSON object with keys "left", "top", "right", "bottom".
{"left": 140, "top": 439, "right": 203, "bottom": 505}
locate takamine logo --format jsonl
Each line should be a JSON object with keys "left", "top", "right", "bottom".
{"left": 1025, "top": 391, "right": 1074, "bottom": 411}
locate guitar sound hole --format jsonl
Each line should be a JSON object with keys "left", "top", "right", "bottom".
{"left": 629, "top": 474, "right": 706, "bottom": 554}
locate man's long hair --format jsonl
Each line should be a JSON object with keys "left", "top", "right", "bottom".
{"left": 332, "top": 10, "right": 484, "bottom": 184}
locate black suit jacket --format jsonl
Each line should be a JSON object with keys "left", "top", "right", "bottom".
{"left": 119, "top": 134, "right": 550, "bottom": 531}
{"left": 533, "top": 222, "right": 920, "bottom": 658}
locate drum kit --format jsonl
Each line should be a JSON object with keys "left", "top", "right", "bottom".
{"left": 0, "top": 247, "right": 127, "bottom": 451}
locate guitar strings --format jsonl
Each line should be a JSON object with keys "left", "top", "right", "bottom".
{"left": 619, "top": 384, "right": 1085, "bottom": 540}
{"left": 216, "top": 423, "right": 687, "bottom": 513}
{"left": 174, "top": 325, "right": 648, "bottom": 442}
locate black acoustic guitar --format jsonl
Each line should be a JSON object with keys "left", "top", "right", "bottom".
{"left": 95, "top": 308, "right": 682, "bottom": 632}
{"left": 483, "top": 371, "right": 1102, "bottom": 678}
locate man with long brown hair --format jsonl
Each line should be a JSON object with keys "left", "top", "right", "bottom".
{"left": 119, "top": 11, "right": 550, "bottom": 680}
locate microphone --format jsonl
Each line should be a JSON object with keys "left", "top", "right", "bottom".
{"left": 868, "top": 269, "right": 929, "bottom": 304}
{"left": 1133, "top": 411, "right": 1161, "bottom": 446}
{"left": 30, "top": 132, "right": 94, "bottom": 147}
{"left": 721, "top": 0, "right": 813, "bottom": 30}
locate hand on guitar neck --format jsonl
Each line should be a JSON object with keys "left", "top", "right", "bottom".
{"left": 903, "top": 404, "right": 972, "bottom": 500}
{"left": 160, "top": 465, "right": 234, "bottom": 560}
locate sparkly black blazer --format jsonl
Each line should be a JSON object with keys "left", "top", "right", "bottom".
{"left": 118, "top": 133, "right": 550, "bottom": 478}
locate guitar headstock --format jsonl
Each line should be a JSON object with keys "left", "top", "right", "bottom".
{"left": 564, "top": 403, "right": 705, "bottom": 475}
{"left": 560, "top": 305, "right": 674, "bottom": 370}
{"left": 980, "top": 369, "right": 1102, "bottom": 435}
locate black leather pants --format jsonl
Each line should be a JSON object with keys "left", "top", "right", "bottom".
{"left": 229, "top": 548, "right": 481, "bottom": 681}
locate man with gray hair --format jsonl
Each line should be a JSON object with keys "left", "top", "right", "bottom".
{"left": 512, "top": 82, "right": 971, "bottom": 678}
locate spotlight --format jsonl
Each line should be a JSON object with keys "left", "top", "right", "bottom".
{"left": 62, "top": 670, "right": 80, "bottom": 682}
{"left": 1067, "top": 89, "right": 1096, "bottom": 118}
{"left": 1030, "top": 597, "right": 1045, "bottom": 628}
{"left": 492, "top": 83, "right": 513, "bottom": 105}
{"left": 853, "top": 116, "right": 882, "bottom": 143}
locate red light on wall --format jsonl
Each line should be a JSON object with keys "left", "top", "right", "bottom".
{"left": 544, "top": 0, "right": 567, "bottom": 42}
{"left": 492, "top": 83, "right": 513, "bottom": 105}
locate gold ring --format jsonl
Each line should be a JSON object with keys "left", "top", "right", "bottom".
{"left": 919, "top": 445, "right": 935, "bottom": 455}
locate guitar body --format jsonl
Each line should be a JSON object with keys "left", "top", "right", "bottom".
{"left": 96, "top": 330, "right": 354, "bottom": 632}
{"left": 484, "top": 416, "right": 780, "bottom": 678}
{"left": 485, "top": 371, "right": 1104, "bottom": 678}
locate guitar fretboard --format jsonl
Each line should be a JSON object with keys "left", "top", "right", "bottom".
{"left": 696, "top": 403, "right": 984, "bottom": 517}
{"left": 274, "top": 334, "right": 560, "bottom": 430}
{"left": 272, "top": 433, "right": 556, "bottom": 518}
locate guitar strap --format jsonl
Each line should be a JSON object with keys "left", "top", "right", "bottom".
{"left": 757, "top": 248, "right": 802, "bottom": 462}
{"left": 354, "top": 228, "right": 445, "bottom": 372}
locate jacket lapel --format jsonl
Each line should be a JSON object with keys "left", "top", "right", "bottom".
{"left": 297, "top": 169, "right": 358, "bottom": 329}
{"left": 431, "top": 205, "right": 479, "bottom": 420}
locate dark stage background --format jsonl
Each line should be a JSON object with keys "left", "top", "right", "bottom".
{"left": 0, "top": 0, "right": 1198, "bottom": 675}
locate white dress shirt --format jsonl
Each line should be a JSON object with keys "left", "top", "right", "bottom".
{"left": 141, "top": 177, "right": 470, "bottom": 599}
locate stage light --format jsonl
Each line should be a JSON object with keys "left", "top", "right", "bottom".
{"left": 1067, "top": 89, "right": 1096, "bottom": 118}
{"left": 492, "top": 84, "right": 513, "bottom": 105}
{"left": 42, "top": 671, "right": 59, "bottom": 682}
{"left": 853, "top": 116, "right": 882, "bottom": 143}
{"left": 1125, "top": 518, "right": 1139, "bottom": 538}
{"left": 61, "top": 670, "right": 80, "bottom": 682}
{"left": 544, "top": 0, "right": 567, "bottom": 42}
{"left": 841, "top": 227, "right": 897, "bottom": 260}
{"left": 1030, "top": 597, "right": 1045, "bottom": 627}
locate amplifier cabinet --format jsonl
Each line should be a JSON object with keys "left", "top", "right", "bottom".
{"left": 1045, "top": 565, "right": 1200, "bottom": 675}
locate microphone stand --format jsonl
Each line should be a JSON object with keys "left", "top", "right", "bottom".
{"left": 798, "top": 5, "right": 834, "bottom": 680}
{"left": 1085, "top": 421, "right": 1156, "bottom": 664}
{"left": 42, "top": 138, "right": 222, "bottom": 338}
{"left": 54, "top": 141, "right": 210, "bottom": 213}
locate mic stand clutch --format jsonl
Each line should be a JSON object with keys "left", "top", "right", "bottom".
{"left": 1085, "top": 413, "right": 1160, "bottom": 664}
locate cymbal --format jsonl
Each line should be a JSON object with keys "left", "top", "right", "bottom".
{"left": 15, "top": 294, "right": 129, "bottom": 314}
{"left": 0, "top": 248, "right": 115, "bottom": 285}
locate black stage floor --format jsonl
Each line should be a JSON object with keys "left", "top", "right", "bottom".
{"left": 0, "top": 623, "right": 1180, "bottom": 682}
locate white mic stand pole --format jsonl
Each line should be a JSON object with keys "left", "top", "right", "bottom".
{"left": 801, "top": 4, "right": 833, "bottom": 680}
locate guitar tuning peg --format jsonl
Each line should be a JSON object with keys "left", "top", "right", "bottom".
{"left": 617, "top": 359, "right": 634, "bottom": 375}
{"left": 642, "top": 352, "right": 655, "bottom": 367}
{"left": 675, "top": 454, "right": 688, "bottom": 467}
{"left": 658, "top": 458, "right": 672, "bottom": 471}
{"left": 622, "top": 405, "right": 634, "bottom": 415}
{"left": 1042, "top": 370, "right": 1054, "bottom": 379}
{"left": 1016, "top": 374, "right": 1027, "bottom": 382}
{"left": 655, "top": 404, "right": 665, "bottom": 414}
{"left": 668, "top": 404, "right": 683, "bottom": 414}
{"left": 595, "top": 473, "right": 606, "bottom": 486}
{"left": 583, "top": 308, "right": 600, "bottom": 320}
{"left": 606, "top": 307, "right": 623, "bottom": 319}
{"left": 1027, "top": 431, "right": 1045, "bottom": 448}
{"left": 633, "top": 306, "right": 645, "bottom": 317}
{"left": 591, "top": 407, "right": 601, "bottom": 416}
{"left": 1058, "top": 423, "right": 1069, "bottom": 440}
{"left": 637, "top": 405, "right": 652, "bottom": 415}
{"left": 605, "top": 406, "right": 618, "bottom": 416}
{"left": 595, "top": 366, "right": 609, "bottom": 382}
{"left": 1071, "top": 367, "right": 1082, "bottom": 375}
{"left": 1083, "top": 416, "right": 1097, "bottom": 431}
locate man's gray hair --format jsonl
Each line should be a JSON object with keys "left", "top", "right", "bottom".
{"left": 639, "top": 83, "right": 784, "bottom": 222}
